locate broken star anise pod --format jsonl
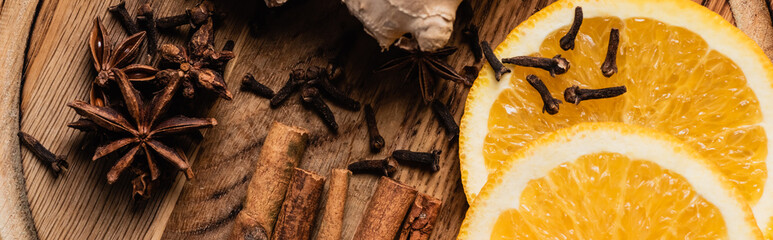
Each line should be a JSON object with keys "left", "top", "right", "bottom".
{"left": 67, "top": 68, "right": 216, "bottom": 191}
{"left": 377, "top": 41, "right": 470, "bottom": 102}
{"left": 89, "top": 17, "right": 158, "bottom": 107}
{"left": 159, "top": 19, "right": 235, "bottom": 100}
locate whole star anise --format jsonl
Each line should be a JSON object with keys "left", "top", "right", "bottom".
{"left": 89, "top": 18, "right": 158, "bottom": 107}
{"left": 159, "top": 19, "right": 234, "bottom": 100}
{"left": 377, "top": 40, "right": 470, "bottom": 102}
{"left": 68, "top": 68, "right": 216, "bottom": 190}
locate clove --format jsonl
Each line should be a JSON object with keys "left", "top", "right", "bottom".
{"left": 301, "top": 84, "right": 338, "bottom": 133}
{"left": 391, "top": 150, "right": 440, "bottom": 172}
{"left": 559, "top": 7, "right": 583, "bottom": 51}
{"left": 108, "top": 1, "right": 141, "bottom": 35}
{"left": 480, "top": 41, "right": 511, "bottom": 81}
{"left": 348, "top": 158, "right": 398, "bottom": 176}
{"left": 156, "top": 1, "right": 214, "bottom": 30}
{"left": 502, "top": 55, "right": 570, "bottom": 77}
{"left": 526, "top": 75, "right": 562, "bottom": 115}
{"left": 156, "top": 14, "right": 190, "bottom": 30}
{"left": 564, "top": 85, "right": 627, "bottom": 104}
{"left": 461, "top": 66, "right": 479, "bottom": 85}
{"left": 364, "top": 104, "right": 385, "bottom": 153}
{"left": 18, "top": 132, "right": 68, "bottom": 176}
{"left": 136, "top": 3, "right": 158, "bottom": 55}
{"left": 309, "top": 65, "right": 361, "bottom": 111}
{"left": 223, "top": 40, "right": 235, "bottom": 52}
{"left": 601, "top": 28, "right": 620, "bottom": 77}
{"left": 462, "top": 25, "right": 483, "bottom": 62}
{"left": 241, "top": 73, "right": 275, "bottom": 99}
{"left": 270, "top": 70, "right": 305, "bottom": 108}
{"left": 431, "top": 100, "right": 459, "bottom": 143}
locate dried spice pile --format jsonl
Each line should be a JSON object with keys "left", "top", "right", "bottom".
{"left": 66, "top": 1, "right": 234, "bottom": 200}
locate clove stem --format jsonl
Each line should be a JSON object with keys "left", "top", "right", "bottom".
{"left": 502, "top": 55, "right": 570, "bottom": 77}
{"left": 270, "top": 70, "right": 305, "bottom": 108}
{"left": 301, "top": 84, "right": 338, "bottom": 133}
{"left": 18, "top": 132, "right": 68, "bottom": 176}
{"left": 311, "top": 75, "right": 361, "bottom": 111}
{"left": 348, "top": 158, "right": 398, "bottom": 177}
{"left": 431, "top": 100, "right": 459, "bottom": 143}
{"left": 241, "top": 73, "right": 275, "bottom": 99}
{"left": 559, "top": 7, "right": 583, "bottom": 51}
{"left": 526, "top": 75, "right": 562, "bottom": 115}
{"left": 564, "top": 85, "right": 627, "bottom": 104}
{"left": 156, "top": 14, "right": 190, "bottom": 29}
{"left": 462, "top": 25, "right": 483, "bottom": 62}
{"left": 364, "top": 104, "right": 385, "bottom": 153}
{"left": 108, "top": 1, "right": 141, "bottom": 35}
{"left": 136, "top": 3, "right": 158, "bottom": 55}
{"left": 601, "top": 28, "right": 620, "bottom": 77}
{"left": 481, "top": 41, "right": 511, "bottom": 81}
{"left": 391, "top": 150, "right": 440, "bottom": 172}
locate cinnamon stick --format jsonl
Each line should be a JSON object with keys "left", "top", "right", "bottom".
{"left": 272, "top": 168, "right": 326, "bottom": 240}
{"left": 728, "top": 0, "right": 773, "bottom": 59}
{"left": 230, "top": 122, "right": 309, "bottom": 240}
{"left": 353, "top": 177, "right": 418, "bottom": 240}
{"left": 314, "top": 169, "right": 351, "bottom": 240}
{"left": 397, "top": 193, "right": 443, "bottom": 240}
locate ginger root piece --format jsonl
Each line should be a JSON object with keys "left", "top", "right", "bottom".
{"left": 264, "top": 0, "right": 288, "bottom": 8}
{"left": 342, "top": 0, "right": 463, "bottom": 51}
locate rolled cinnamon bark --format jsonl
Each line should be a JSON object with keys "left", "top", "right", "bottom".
{"left": 728, "top": 0, "right": 773, "bottom": 59}
{"left": 397, "top": 193, "right": 443, "bottom": 240}
{"left": 272, "top": 168, "right": 326, "bottom": 240}
{"left": 230, "top": 122, "right": 309, "bottom": 240}
{"left": 315, "top": 169, "right": 351, "bottom": 240}
{"left": 353, "top": 177, "right": 417, "bottom": 240}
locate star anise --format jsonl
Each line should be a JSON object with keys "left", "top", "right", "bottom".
{"left": 377, "top": 41, "right": 470, "bottom": 102}
{"left": 158, "top": 19, "right": 234, "bottom": 100}
{"left": 89, "top": 17, "right": 158, "bottom": 107}
{"left": 67, "top": 68, "right": 216, "bottom": 189}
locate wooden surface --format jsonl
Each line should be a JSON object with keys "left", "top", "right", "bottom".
{"left": 15, "top": 0, "right": 738, "bottom": 239}
{"left": 0, "top": 0, "right": 43, "bottom": 239}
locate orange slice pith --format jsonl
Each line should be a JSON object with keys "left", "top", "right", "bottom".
{"left": 459, "top": 0, "right": 773, "bottom": 232}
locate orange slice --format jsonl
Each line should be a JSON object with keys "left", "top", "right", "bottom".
{"left": 458, "top": 123, "right": 763, "bottom": 239}
{"left": 459, "top": 0, "right": 773, "bottom": 232}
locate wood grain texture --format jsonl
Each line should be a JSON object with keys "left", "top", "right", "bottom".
{"left": 14, "top": 0, "right": 741, "bottom": 239}
{"left": 0, "top": 0, "right": 42, "bottom": 239}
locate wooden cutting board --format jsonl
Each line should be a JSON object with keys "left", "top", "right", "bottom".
{"left": 13, "top": 0, "right": 739, "bottom": 239}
